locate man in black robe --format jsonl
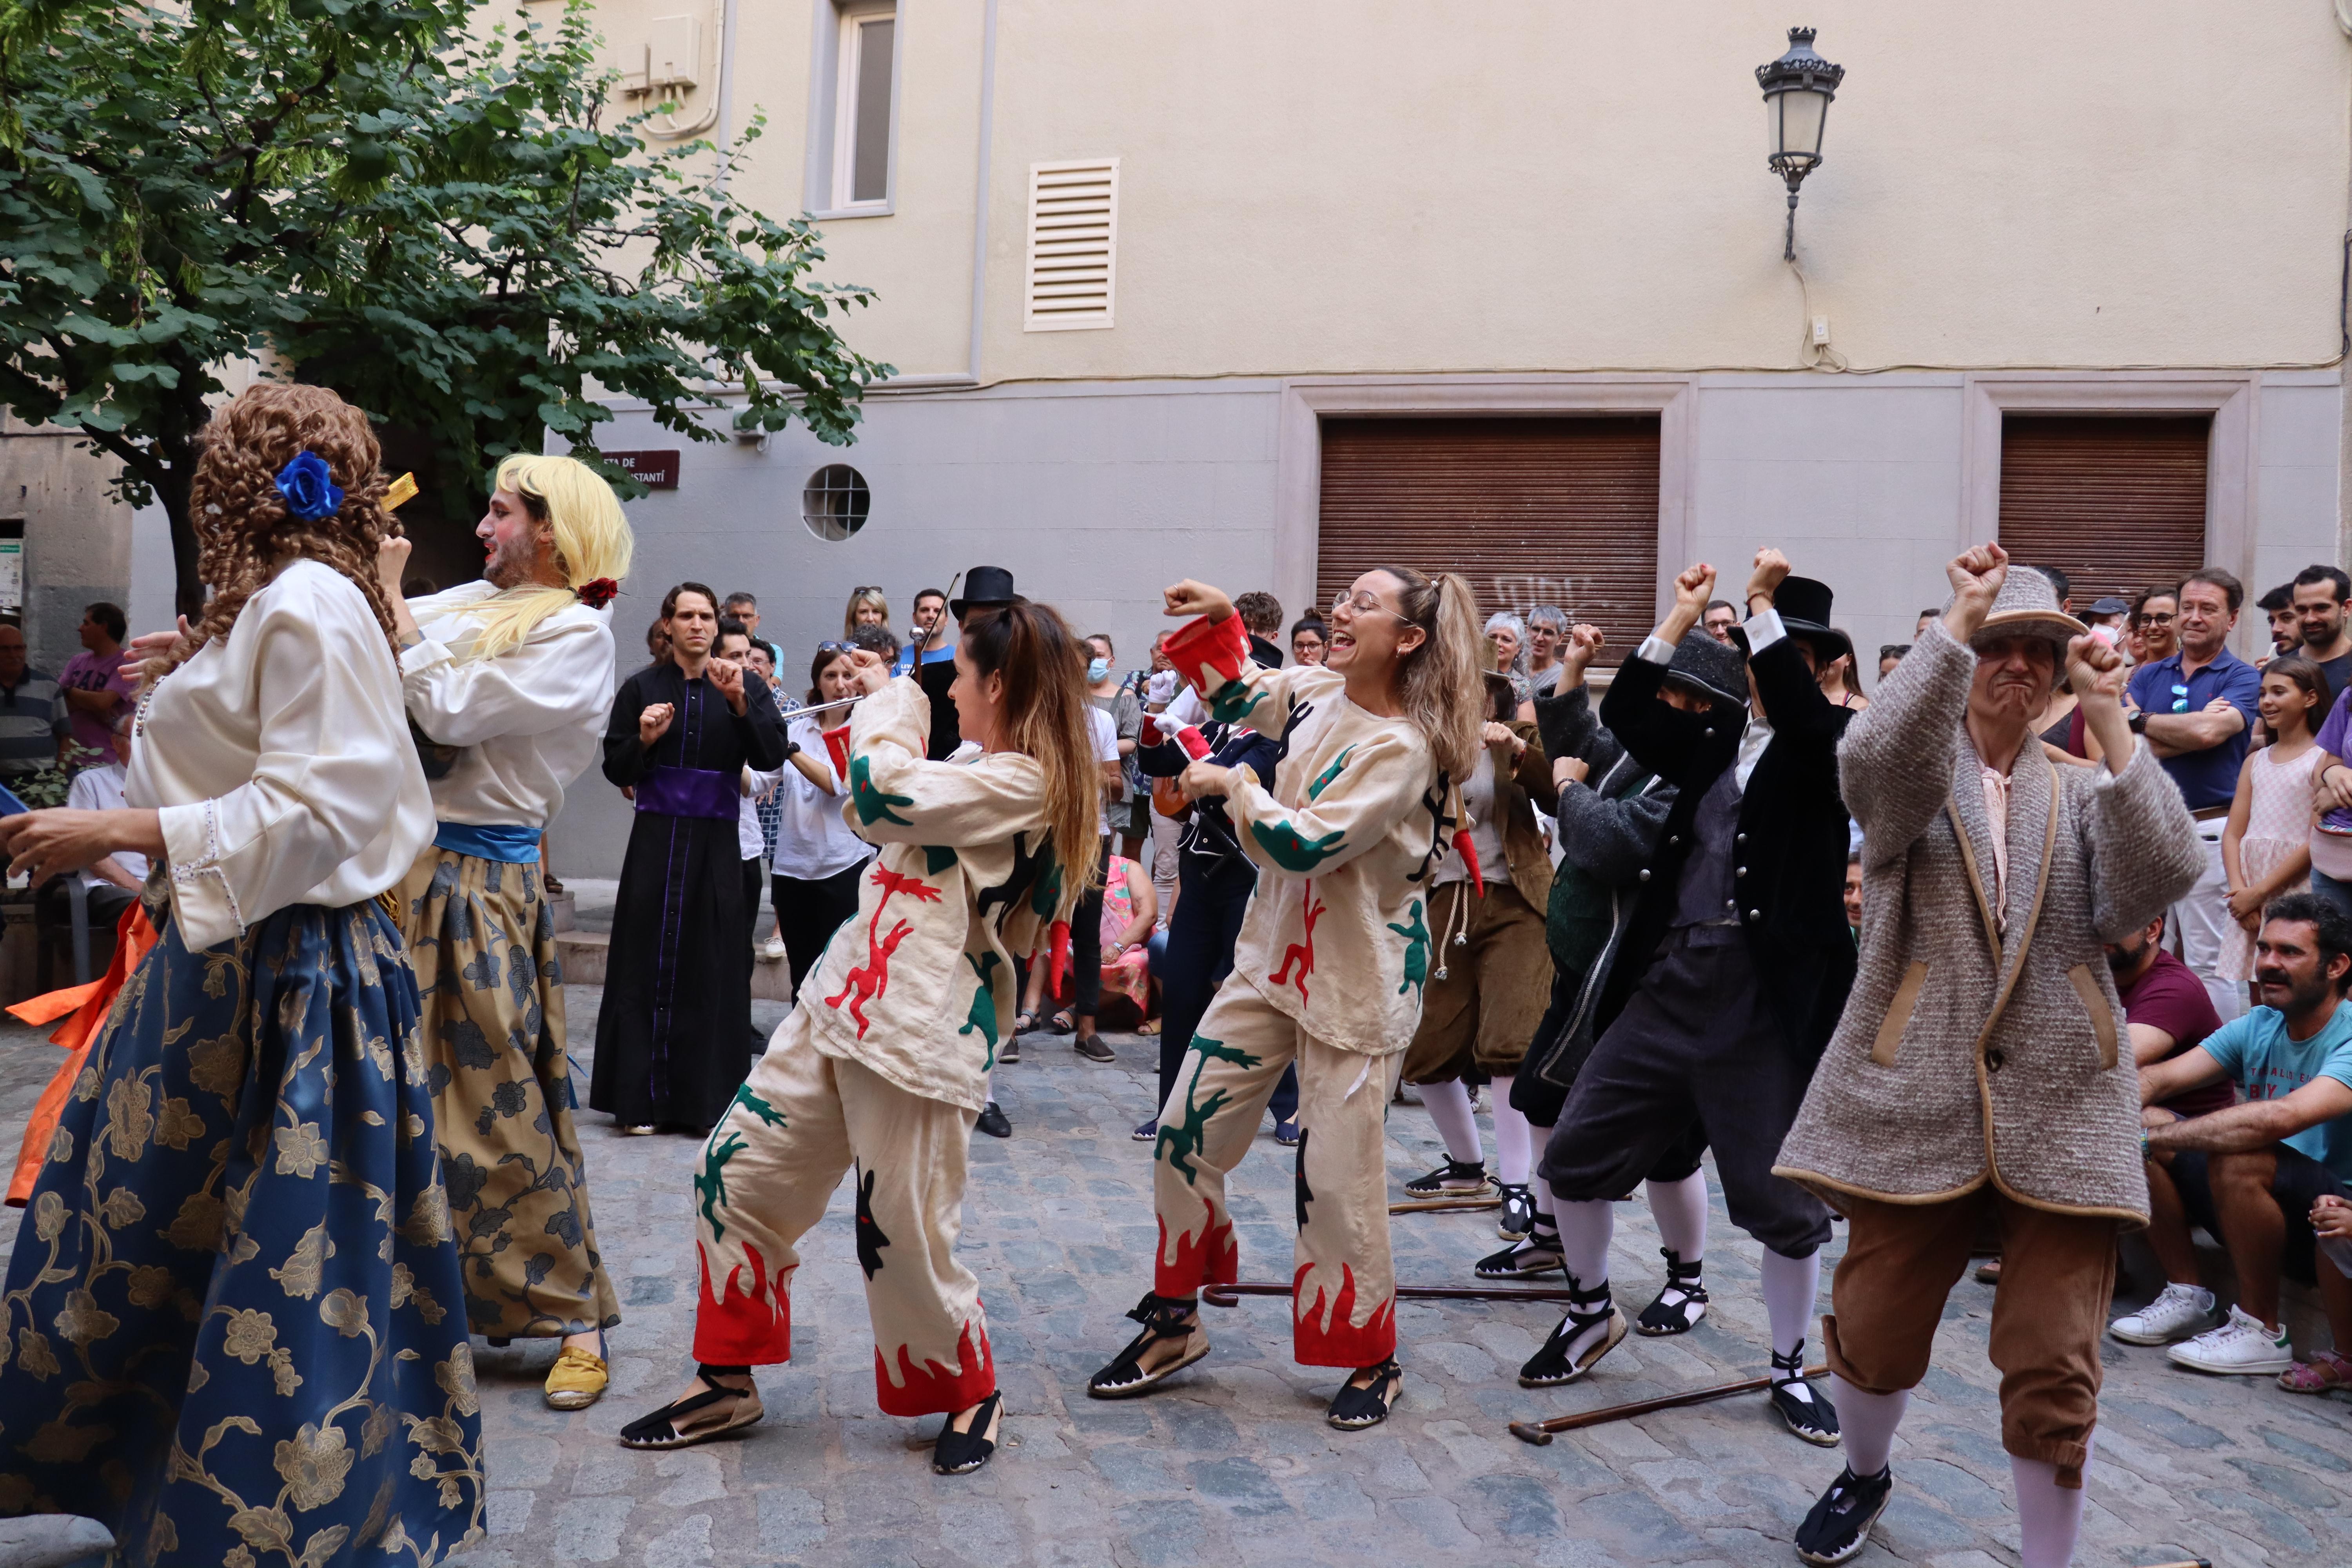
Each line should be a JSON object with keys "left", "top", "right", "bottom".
{"left": 593, "top": 581, "right": 789, "bottom": 1134}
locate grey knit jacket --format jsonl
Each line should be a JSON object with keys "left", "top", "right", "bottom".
{"left": 1774, "top": 622, "right": 2203, "bottom": 1222}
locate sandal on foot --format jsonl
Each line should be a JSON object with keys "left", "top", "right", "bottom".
{"left": 1326, "top": 1359, "right": 1403, "bottom": 1430}
{"left": 1475, "top": 1237, "right": 1564, "bottom": 1279}
{"left": 1087, "top": 1293, "right": 1209, "bottom": 1398}
{"left": 1635, "top": 1249, "right": 1709, "bottom": 1336}
{"left": 1403, "top": 1158, "right": 1491, "bottom": 1198}
{"left": 1519, "top": 1287, "right": 1625, "bottom": 1387}
{"left": 617, "top": 1372, "right": 763, "bottom": 1450}
{"left": 1011, "top": 1011, "right": 1038, "bottom": 1037}
{"left": 1497, "top": 1183, "right": 1535, "bottom": 1240}
{"left": 1047, "top": 1009, "right": 1076, "bottom": 1036}
{"left": 545, "top": 1343, "right": 610, "bottom": 1409}
{"left": 1771, "top": 1348, "right": 1841, "bottom": 1446}
{"left": 932, "top": 1390, "right": 1004, "bottom": 1474}
{"left": 2280, "top": 1350, "right": 2352, "bottom": 1393}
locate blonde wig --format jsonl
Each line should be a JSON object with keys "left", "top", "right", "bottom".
{"left": 443, "top": 454, "right": 635, "bottom": 662}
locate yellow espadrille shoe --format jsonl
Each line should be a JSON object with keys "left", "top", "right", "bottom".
{"left": 545, "top": 1344, "right": 610, "bottom": 1410}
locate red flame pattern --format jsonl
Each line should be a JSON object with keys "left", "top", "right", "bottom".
{"left": 874, "top": 1319, "right": 996, "bottom": 1417}
{"left": 1291, "top": 1263, "right": 1396, "bottom": 1368}
{"left": 693, "top": 1240, "right": 795, "bottom": 1364}
{"left": 1153, "top": 1205, "right": 1238, "bottom": 1298}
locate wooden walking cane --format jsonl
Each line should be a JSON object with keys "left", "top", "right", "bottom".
{"left": 1201, "top": 1280, "right": 1585, "bottom": 1308}
{"left": 1387, "top": 1192, "right": 1503, "bottom": 1215}
{"left": 1507, "top": 1365, "right": 1829, "bottom": 1445}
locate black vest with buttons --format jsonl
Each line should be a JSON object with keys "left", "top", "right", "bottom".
{"left": 1593, "top": 635, "right": 1859, "bottom": 1065}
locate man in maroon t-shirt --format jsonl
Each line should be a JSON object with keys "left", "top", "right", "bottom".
{"left": 2105, "top": 912, "right": 2238, "bottom": 1346}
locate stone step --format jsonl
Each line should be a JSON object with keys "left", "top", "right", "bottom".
{"left": 554, "top": 929, "right": 795, "bottom": 1004}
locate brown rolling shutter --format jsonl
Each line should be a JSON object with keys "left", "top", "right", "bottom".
{"left": 1316, "top": 416, "right": 1661, "bottom": 666}
{"left": 1996, "top": 415, "right": 2211, "bottom": 607}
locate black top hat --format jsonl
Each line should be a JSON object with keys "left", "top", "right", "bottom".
{"left": 1731, "top": 575, "right": 1852, "bottom": 668}
{"left": 949, "top": 566, "right": 1021, "bottom": 620}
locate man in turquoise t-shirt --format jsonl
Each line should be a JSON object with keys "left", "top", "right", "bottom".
{"left": 2138, "top": 894, "right": 2352, "bottom": 1387}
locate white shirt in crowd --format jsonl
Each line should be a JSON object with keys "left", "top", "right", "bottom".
{"left": 1435, "top": 748, "right": 1504, "bottom": 886}
{"left": 399, "top": 579, "right": 619, "bottom": 829}
{"left": 66, "top": 762, "right": 147, "bottom": 888}
{"left": 1087, "top": 704, "right": 1120, "bottom": 838}
{"left": 775, "top": 715, "right": 872, "bottom": 880}
{"left": 128, "top": 559, "right": 432, "bottom": 949}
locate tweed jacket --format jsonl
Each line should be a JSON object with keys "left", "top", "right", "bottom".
{"left": 1773, "top": 622, "right": 2204, "bottom": 1221}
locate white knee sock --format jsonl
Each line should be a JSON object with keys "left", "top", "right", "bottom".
{"left": 1830, "top": 1377, "right": 1907, "bottom": 1476}
{"left": 1645, "top": 1170, "right": 1709, "bottom": 1263}
{"left": 1555, "top": 1198, "right": 1614, "bottom": 1289}
{"left": 1488, "top": 1076, "right": 1532, "bottom": 1186}
{"left": 1759, "top": 1246, "right": 1822, "bottom": 1360}
{"left": 1420, "top": 1078, "right": 1484, "bottom": 1167}
{"left": 2011, "top": 1443, "right": 2091, "bottom": 1568}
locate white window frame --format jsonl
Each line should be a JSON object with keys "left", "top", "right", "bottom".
{"left": 826, "top": 2, "right": 897, "bottom": 215}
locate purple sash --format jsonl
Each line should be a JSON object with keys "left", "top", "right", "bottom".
{"left": 633, "top": 765, "right": 738, "bottom": 821}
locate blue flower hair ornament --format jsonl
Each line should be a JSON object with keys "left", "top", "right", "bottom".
{"left": 274, "top": 452, "right": 345, "bottom": 522}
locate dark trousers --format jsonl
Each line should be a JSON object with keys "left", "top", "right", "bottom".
{"left": 1154, "top": 863, "right": 1297, "bottom": 1126}
{"left": 1070, "top": 835, "right": 1110, "bottom": 1018}
{"left": 1514, "top": 962, "right": 1707, "bottom": 1181}
{"left": 772, "top": 859, "right": 867, "bottom": 998}
{"left": 1542, "top": 928, "right": 1831, "bottom": 1257}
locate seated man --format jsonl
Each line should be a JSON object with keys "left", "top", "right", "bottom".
{"left": 38, "top": 718, "right": 145, "bottom": 961}
{"left": 2138, "top": 894, "right": 2352, "bottom": 1382}
{"left": 2105, "top": 911, "right": 2233, "bottom": 1345}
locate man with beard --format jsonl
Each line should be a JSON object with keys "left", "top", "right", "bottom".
{"left": 1775, "top": 546, "right": 2201, "bottom": 1568}
{"left": 379, "top": 454, "right": 637, "bottom": 1410}
{"left": 2290, "top": 564, "right": 2352, "bottom": 701}
{"left": 2136, "top": 896, "right": 2352, "bottom": 1387}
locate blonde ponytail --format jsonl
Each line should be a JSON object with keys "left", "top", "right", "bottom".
{"left": 445, "top": 454, "right": 636, "bottom": 662}
{"left": 1377, "top": 566, "right": 1485, "bottom": 781}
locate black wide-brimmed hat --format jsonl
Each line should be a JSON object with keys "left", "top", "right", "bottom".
{"left": 949, "top": 566, "right": 1022, "bottom": 620}
{"left": 1730, "top": 575, "right": 1853, "bottom": 667}
{"left": 1664, "top": 630, "right": 1749, "bottom": 708}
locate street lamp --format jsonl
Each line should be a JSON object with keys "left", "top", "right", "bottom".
{"left": 1757, "top": 26, "right": 1844, "bottom": 261}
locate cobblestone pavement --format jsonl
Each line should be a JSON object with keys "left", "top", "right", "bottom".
{"left": 0, "top": 992, "right": 2345, "bottom": 1568}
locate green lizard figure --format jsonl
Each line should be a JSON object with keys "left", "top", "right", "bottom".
{"left": 1307, "top": 745, "right": 1356, "bottom": 802}
{"left": 924, "top": 845, "right": 958, "bottom": 874}
{"left": 849, "top": 754, "right": 915, "bottom": 828}
{"left": 1205, "top": 681, "right": 1260, "bottom": 727}
{"left": 1387, "top": 899, "right": 1431, "bottom": 997}
{"left": 1252, "top": 819, "right": 1349, "bottom": 874}
{"left": 733, "top": 1084, "right": 787, "bottom": 1129}
{"left": 1155, "top": 1036, "right": 1263, "bottom": 1185}
{"left": 695, "top": 1130, "right": 749, "bottom": 1245}
{"left": 958, "top": 951, "right": 1004, "bottom": 1069}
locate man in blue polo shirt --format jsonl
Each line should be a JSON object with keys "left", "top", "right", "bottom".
{"left": 2127, "top": 568, "right": 2263, "bottom": 1020}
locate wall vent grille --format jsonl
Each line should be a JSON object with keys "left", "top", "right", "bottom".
{"left": 1024, "top": 159, "right": 1118, "bottom": 331}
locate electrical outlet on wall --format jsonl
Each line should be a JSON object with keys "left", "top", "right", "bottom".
{"left": 1809, "top": 315, "right": 1832, "bottom": 347}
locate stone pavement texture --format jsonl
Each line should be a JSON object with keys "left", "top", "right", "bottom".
{"left": 0, "top": 990, "right": 2344, "bottom": 1566}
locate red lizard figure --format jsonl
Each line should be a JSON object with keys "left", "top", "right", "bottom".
{"left": 826, "top": 865, "right": 945, "bottom": 1037}
{"left": 1267, "top": 886, "right": 1326, "bottom": 1003}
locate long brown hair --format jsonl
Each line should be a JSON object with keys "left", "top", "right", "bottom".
{"left": 961, "top": 601, "right": 1102, "bottom": 914}
{"left": 1372, "top": 565, "right": 1485, "bottom": 780}
{"left": 176, "top": 383, "right": 399, "bottom": 671}
{"left": 2264, "top": 654, "right": 2331, "bottom": 740}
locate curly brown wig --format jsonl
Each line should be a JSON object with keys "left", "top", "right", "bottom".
{"left": 174, "top": 383, "right": 401, "bottom": 673}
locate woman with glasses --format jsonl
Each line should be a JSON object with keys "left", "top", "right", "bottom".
{"left": 844, "top": 584, "right": 890, "bottom": 638}
{"left": 1290, "top": 617, "right": 1329, "bottom": 666}
{"left": 1088, "top": 567, "right": 1483, "bottom": 1432}
{"left": 768, "top": 643, "right": 874, "bottom": 995}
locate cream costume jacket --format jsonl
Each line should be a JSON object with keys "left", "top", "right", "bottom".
{"left": 1164, "top": 612, "right": 1447, "bottom": 1056}
{"left": 129, "top": 559, "right": 434, "bottom": 949}
{"left": 399, "top": 581, "right": 617, "bottom": 828}
{"left": 799, "top": 677, "right": 1061, "bottom": 1112}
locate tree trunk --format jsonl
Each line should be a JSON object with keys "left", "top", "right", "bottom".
{"left": 160, "top": 460, "right": 202, "bottom": 624}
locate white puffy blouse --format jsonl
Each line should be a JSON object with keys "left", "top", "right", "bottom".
{"left": 400, "top": 579, "right": 617, "bottom": 829}
{"left": 127, "top": 558, "right": 434, "bottom": 950}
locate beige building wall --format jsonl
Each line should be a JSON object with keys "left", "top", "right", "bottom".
{"left": 568, "top": 0, "right": 2351, "bottom": 381}
{"left": 0, "top": 415, "right": 132, "bottom": 673}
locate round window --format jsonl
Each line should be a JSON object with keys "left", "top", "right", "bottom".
{"left": 802, "top": 464, "right": 871, "bottom": 541}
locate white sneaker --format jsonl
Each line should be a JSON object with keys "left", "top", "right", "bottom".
{"left": 759, "top": 934, "right": 787, "bottom": 961}
{"left": 2109, "top": 1283, "right": 2215, "bottom": 1345}
{"left": 2166, "top": 1304, "right": 2293, "bottom": 1375}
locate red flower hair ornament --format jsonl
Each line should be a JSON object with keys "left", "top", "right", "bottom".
{"left": 575, "top": 577, "right": 620, "bottom": 609}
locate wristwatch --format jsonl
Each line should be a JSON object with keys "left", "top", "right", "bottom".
{"left": 2127, "top": 710, "right": 2148, "bottom": 735}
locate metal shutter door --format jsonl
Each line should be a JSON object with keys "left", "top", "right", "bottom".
{"left": 1996, "top": 415, "right": 2211, "bottom": 606}
{"left": 1316, "top": 417, "right": 1661, "bottom": 666}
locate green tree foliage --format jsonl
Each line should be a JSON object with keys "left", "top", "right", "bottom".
{"left": 0, "top": 0, "right": 888, "bottom": 615}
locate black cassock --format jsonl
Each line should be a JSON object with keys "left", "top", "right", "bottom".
{"left": 592, "top": 661, "right": 789, "bottom": 1132}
